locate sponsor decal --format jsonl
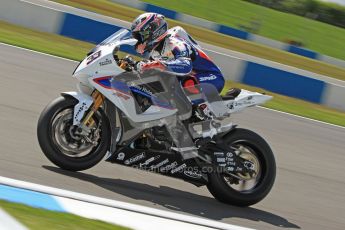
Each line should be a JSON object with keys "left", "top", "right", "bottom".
{"left": 227, "top": 161, "right": 236, "bottom": 166}
{"left": 124, "top": 152, "right": 145, "bottom": 165}
{"left": 131, "top": 85, "right": 153, "bottom": 96}
{"left": 74, "top": 102, "right": 87, "bottom": 120}
{"left": 86, "top": 50, "right": 101, "bottom": 65}
{"left": 236, "top": 167, "right": 243, "bottom": 171}
{"left": 160, "top": 161, "right": 178, "bottom": 172}
{"left": 183, "top": 170, "right": 202, "bottom": 179}
{"left": 214, "top": 152, "right": 224, "bottom": 156}
{"left": 226, "top": 152, "right": 233, "bottom": 157}
{"left": 199, "top": 75, "right": 217, "bottom": 82}
{"left": 139, "top": 155, "right": 160, "bottom": 167}
{"left": 226, "top": 103, "right": 234, "bottom": 110}
{"left": 74, "top": 102, "right": 86, "bottom": 118}
{"left": 170, "top": 163, "right": 187, "bottom": 174}
{"left": 234, "top": 101, "right": 254, "bottom": 107}
{"left": 244, "top": 161, "right": 255, "bottom": 170}
{"left": 227, "top": 166, "right": 234, "bottom": 172}
{"left": 216, "top": 158, "right": 226, "bottom": 163}
{"left": 99, "top": 59, "right": 112, "bottom": 66}
{"left": 150, "top": 158, "right": 169, "bottom": 170}
{"left": 226, "top": 157, "right": 234, "bottom": 162}
{"left": 117, "top": 152, "right": 125, "bottom": 161}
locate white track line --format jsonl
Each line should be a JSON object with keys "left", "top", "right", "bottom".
{"left": 0, "top": 176, "right": 253, "bottom": 230}
{"left": 1, "top": 42, "right": 344, "bottom": 129}
{"left": 0, "top": 208, "right": 28, "bottom": 230}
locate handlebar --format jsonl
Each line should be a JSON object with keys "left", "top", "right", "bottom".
{"left": 115, "top": 55, "right": 137, "bottom": 71}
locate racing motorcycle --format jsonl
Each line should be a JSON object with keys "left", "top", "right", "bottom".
{"left": 37, "top": 28, "right": 276, "bottom": 206}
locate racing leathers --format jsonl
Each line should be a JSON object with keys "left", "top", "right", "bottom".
{"left": 136, "top": 26, "right": 225, "bottom": 157}
{"left": 137, "top": 26, "right": 225, "bottom": 102}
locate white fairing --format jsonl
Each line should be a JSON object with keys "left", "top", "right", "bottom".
{"left": 224, "top": 90, "right": 272, "bottom": 113}
{"left": 73, "top": 39, "right": 136, "bottom": 83}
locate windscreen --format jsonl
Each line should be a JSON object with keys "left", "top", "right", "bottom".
{"left": 88, "top": 29, "right": 132, "bottom": 55}
{"left": 110, "top": 70, "right": 191, "bottom": 118}
{"left": 109, "top": 70, "right": 227, "bottom": 120}
{"left": 109, "top": 70, "right": 228, "bottom": 159}
{"left": 98, "top": 29, "right": 132, "bottom": 46}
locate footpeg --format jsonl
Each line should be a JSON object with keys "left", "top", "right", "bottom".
{"left": 189, "top": 120, "right": 234, "bottom": 139}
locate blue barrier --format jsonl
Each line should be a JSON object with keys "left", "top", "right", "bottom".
{"left": 217, "top": 25, "right": 249, "bottom": 40}
{"left": 287, "top": 45, "right": 318, "bottom": 59}
{"left": 242, "top": 62, "right": 325, "bottom": 103}
{"left": 145, "top": 4, "right": 178, "bottom": 19}
{"left": 59, "top": 14, "right": 137, "bottom": 55}
{"left": 60, "top": 13, "right": 122, "bottom": 44}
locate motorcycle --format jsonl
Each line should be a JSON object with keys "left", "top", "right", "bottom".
{"left": 37, "top": 28, "right": 276, "bottom": 206}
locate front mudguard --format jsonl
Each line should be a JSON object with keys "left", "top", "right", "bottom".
{"left": 60, "top": 91, "right": 93, "bottom": 126}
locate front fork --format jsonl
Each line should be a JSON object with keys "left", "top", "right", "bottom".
{"left": 81, "top": 90, "right": 104, "bottom": 127}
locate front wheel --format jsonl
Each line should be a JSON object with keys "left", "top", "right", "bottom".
{"left": 37, "top": 96, "right": 111, "bottom": 171}
{"left": 207, "top": 128, "right": 276, "bottom": 206}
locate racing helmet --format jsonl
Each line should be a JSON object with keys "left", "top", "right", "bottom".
{"left": 131, "top": 13, "right": 168, "bottom": 55}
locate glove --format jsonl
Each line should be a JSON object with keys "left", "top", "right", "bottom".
{"left": 123, "top": 55, "right": 135, "bottom": 66}
{"left": 136, "top": 60, "right": 166, "bottom": 73}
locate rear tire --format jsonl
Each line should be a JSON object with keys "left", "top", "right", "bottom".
{"left": 207, "top": 128, "right": 276, "bottom": 206}
{"left": 37, "top": 96, "right": 110, "bottom": 171}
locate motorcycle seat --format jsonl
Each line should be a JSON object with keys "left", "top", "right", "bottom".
{"left": 222, "top": 88, "right": 241, "bottom": 100}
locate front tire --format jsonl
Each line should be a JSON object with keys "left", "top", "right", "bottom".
{"left": 207, "top": 128, "right": 276, "bottom": 206}
{"left": 37, "top": 96, "right": 110, "bottom": 171}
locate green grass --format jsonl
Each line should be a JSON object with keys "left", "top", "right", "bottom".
{"left": 52, "top": 0, "right": 345, "bottom": 82}
{"left": 0, "top": 200, "right": 130, "bottom": 230}
{"left": 0, "top": 20, "right": 344, "bottom": 126}
{"left": 144, "top": 0, "right": 345, "bottom": 61}
{"left": 0, "top": 20, "right": 93, "bottom": 61}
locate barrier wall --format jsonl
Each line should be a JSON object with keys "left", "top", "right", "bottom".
{"left": 109, "top": 0, "right": 345, "bottom": 69}
{"left": 1, "top": 0, "right": 345, "bottom": 111}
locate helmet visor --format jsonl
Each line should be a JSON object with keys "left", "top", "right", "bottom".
{"left": 132, "top": 31, "right": 150, "bottom": 44}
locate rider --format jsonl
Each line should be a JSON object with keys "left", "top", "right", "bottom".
{"left": 131, "top": 13, "right": 238, "bottom": 120}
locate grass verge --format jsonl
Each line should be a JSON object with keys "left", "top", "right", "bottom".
{"left": 52, "top": 0, "right": 345, "bottom": 81}
{"left": 1, "top": 20, "right": 344, "bottom": 126}
{"left": 0, "top": 200, "right": 130, "bottom": 230}
{"left": 0, "top": 20, "right": 93, "bottom": 61}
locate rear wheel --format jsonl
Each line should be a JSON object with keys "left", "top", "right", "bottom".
{"left": 37, "top": 96, "right": 110, "bottom": 171}
{"left": 207, "top": 128, "right": 276, "bottom": 206}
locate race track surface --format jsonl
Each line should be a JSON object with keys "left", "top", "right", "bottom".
{"left": 0, "top": 43, "right": 344, "bottom": 229}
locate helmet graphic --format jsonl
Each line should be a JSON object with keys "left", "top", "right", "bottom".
{"left": 131, "top": 13, "right": 168, "bottom": 54}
